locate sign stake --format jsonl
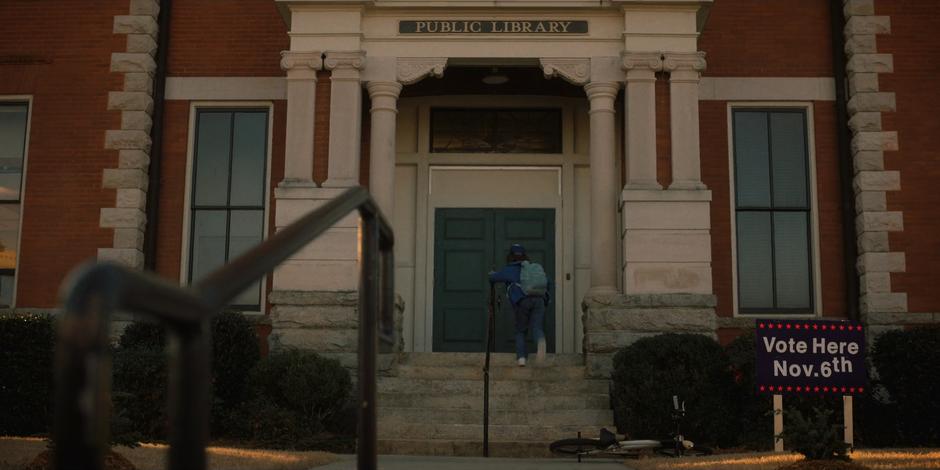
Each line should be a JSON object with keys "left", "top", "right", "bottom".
{"left": 844, "top": 395, "right": 854, "bottom": 449}
{"left": 773, "top": 394, "right": 784, "bottom": 452}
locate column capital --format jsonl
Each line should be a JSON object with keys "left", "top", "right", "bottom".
{"left": 622, "top": 51, "right": 664, "bottom": 72}
{"left": 584, "top": 81, "right": 620, "bottom": 114}
{"left": 280, "top": 50, "right": 323, "bottom": 79}
{"left": 397, "top": 57, "right": 447, "bottom": 85}
{"left": 325, "top": 51, "right": 365, "bottom": 80}
{"left": 366, "top": 81, "right": 403, "bottom": 99}
{"left": 663, "top": 51, "right": 707, "bottom": 83}
{"left": 541, "top": 58, "right": 590, "bottom": 85}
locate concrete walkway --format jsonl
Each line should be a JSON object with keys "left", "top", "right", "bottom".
{"left": 317, "top": 455, "right": 630, "bottom": 470}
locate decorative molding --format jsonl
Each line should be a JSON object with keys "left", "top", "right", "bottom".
{"left": 540, "top": 58, "right": 590, "bottom": 86}
{"left": 396, "top": 58, "right": 447, "bottom": 85}
{"left": 662, "top": 51, "right": 707, "bottom": 72}
{"left": 279, "top": 50, "right": 323, "bottom": 72}
{"left": 843, "top": 0, "right": 907, "bottom": 317}
{"left": 165, "top": 77, "right": 286, "bottom": 100}
{"left": 366, "top": 81, "right": 403, "bottom": 101}
{"left": 324, "top": 51, "right": 365, "bottom": 71}
{"left": 621, "top": 51, "right": 664, "bottom": 71}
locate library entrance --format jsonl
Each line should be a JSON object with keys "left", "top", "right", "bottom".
{"left": 432, "top": 208, "right": 556, "bottom": 353}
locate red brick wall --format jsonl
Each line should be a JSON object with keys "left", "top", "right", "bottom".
{"left": 0, "top": 1, "right": 128, "bottom": 307}
{"left": 701, "top": 101, "right": 846, "bottom": 318}
{"left": 655, "top": 72, "right": 672, "bottom": 188}
{"left": 876, "top": 2, "right": 940, "bottom": 313}
{"left": 700, "top": 0, "right": 833, "bottom": 77}
{"left": 168, "top": 0, "right": 288, "bottom": 76}
{"left": 314, "top": 71, "right": 331, "bottom": 185}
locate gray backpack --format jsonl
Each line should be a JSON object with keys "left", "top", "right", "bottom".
{"left": 519, "top": 261, "right": 548, "bottom": 296}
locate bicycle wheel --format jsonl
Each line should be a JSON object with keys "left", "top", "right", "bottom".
{"left": 549, "top": 438, "right": 605, "bottom": 455}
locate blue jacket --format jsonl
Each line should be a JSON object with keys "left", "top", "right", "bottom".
{"left": 488, "top": 261, "right": 552, "bottom": 307}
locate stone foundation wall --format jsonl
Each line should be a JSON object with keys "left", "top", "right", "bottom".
{"left": 269, "top": 290, "right": 404, "bottom": 375}
{"left": 582, "top": 293, "right": 717, "bottom": 378}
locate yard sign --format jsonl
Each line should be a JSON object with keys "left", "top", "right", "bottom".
{"left": 755, "top": 319, "right": 867, "bottom": 394}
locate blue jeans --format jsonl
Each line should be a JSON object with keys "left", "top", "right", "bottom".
{"left": 513, "top": 296, "right": 546, "bottom": 359}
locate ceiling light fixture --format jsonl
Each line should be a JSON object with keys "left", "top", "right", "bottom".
{"left": 482, "top": 67, "right": 509, "bottom": 85}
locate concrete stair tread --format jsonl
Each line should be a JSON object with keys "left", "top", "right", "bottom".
{"left": 378, "top": 392, "right": 610, "bottom": 411}
{"left": 378, "top": 407, "right": 613, "bottom": 426}
{"left": 378, "top": 377, "right": 609, "bottom": 395}
{"left": 402, "top": 352, "right": 584, "bottom": 367}
{"left": 394, "top": 364, "right": 587, "bottom": 381}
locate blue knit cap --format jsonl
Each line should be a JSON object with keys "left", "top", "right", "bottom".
{"left": 509, "top": 244, "right": 526, "bottom": 255}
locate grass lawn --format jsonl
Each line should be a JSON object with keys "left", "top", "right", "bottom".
{"left": 627, "top": 450, "right": 940, "bottom": 470}
{"left": 0, "top": 437, "right": 337, "bottom": 470}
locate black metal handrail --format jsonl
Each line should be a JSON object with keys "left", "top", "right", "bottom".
{"left": 54, "top": 186, "right": 394, "bottom": 470}
{"left": 482, "top": 282, "right": 497, "bottom": 457}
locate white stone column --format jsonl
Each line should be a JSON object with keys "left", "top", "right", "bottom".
{"left": 622, "top": 52, "right": 663, "bottom": 190}
{"left": 323, "top": 51, "right": 365, "bottom": 188}
{"left": 366, "top": 81, "right": 402, "bottom": 217}
{"left": 664, "top": 52, "right": 707, "bottom": 190}
{"left": 585, "top": 81, "right": 621, "bottom": 293}
{"left": 280, "top": 51, "right": 322, "bottom": 184}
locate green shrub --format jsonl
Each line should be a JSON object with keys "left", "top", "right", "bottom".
{"left": 870, "top": 327, "right": 940, "bottom": 446}
{"left": 247, "top": 349, "right": 352, "bottom": 435}
{"left": 113, "top": 311, "right": 261, "bottom": 442}
{"left": 112, "top": 334, "right": 168, "bottom": 441}
{"left": 610, "top": 333, "right": 738, "bottom": 447}
{"left": 778, "top": 406, "right": 850, "bottom": 461}
{"left": 0, "top": 314, "right": 55, "bottom": 436}
{"left": 211, "top": 310, "right": 261, "bottom": 408}
{"left": 726, "top": 331, "right": 774, "bottom": 450}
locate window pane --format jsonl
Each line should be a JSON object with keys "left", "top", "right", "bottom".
{"left": 431, "top": 109, "right": 561, "bottom": 153}
{"left": 230, "top": 112, "right": 267, "bottom": 207}
{"left": 774, "top": 212, "right": 812, "bottom": 310}
{"left": 228, "top": 210, "right": 264, "bottom": 306}
{"left": 734, "top": 111, "right": 771, "bottom": 207}
{"left": 193, "top": 112, "right": 232, "bottom": 206}
{"left": 0, "top": 274, "right": 13, "bottom": 307}
{"left": 190, "top": 210, "right": 227, "bottom": 282}
{"left": 737, "top": 212, "right": 774, "bottom": 310}
{"left": 771, "top": 112, "right": 808, "bottom": 208}
{"left": 0, "top": 204, "right": 20, "bottom": 270}
{"left": 0, "top": 104, "right": 28, "bottom": 201}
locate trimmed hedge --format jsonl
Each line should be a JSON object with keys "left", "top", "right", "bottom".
{"left": 0, "top": 314, "right": 55, "bottom": 436}
{"left": 611, "top": 333, "right": 738, "bottom": 447}
{"left": 870, "top": 327, "right": 940, "bottom": 446}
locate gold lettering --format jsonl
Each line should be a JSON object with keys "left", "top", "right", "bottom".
{"left": 470, "top": 21, "right": 482, "bottom": 32}
{"left": 441, "top": 21, "right": 452, "bottom": 33}
{"left": 534, "top": 22, "right": 547, "bottom": 33}
{"left": 549, "top": 22, "right": 560, "bottom": 33}
{"left": 427, "top": 21, "right": 438, "bottom": 33}
{"left": 461, "top": 21, "right": 470, "bottom": 32}
{"left": 522, "top": 22, "right": 533, "bottom": 33}
{"left": 558, "top": 21, "right": 572, "bottom": 32}
{"left": 491, "top": 21, "right": 503, "bottom": 33}
{"left": 510, "top": 21, "right": 523, "bottom": 33}
{"left": 415, "top": 21, "right": 427, "bottom": 33}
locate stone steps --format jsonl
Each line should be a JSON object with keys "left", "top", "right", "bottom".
{"left": 378, "top": 407, "right": 613, "bottom": 426}
{"left": 401, "top": 352, "right": 585, "bottom": 367}
{"left": 376, "top": 353, "right": 613, "bottom": 457}
{"left": 378, "top": 392, "right": 610, "bottom": 411}
{"left": 378, "top": 376, "right": 609, "bottom": 396}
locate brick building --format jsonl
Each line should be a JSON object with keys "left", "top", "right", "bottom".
{"left": 1, "top": 0, "right": 938, "bottom": 455}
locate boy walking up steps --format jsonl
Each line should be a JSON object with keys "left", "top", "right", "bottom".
{"left": 488, "top": 244, "right": 552, "bottom": 367}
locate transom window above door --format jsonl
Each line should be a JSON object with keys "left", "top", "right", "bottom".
{"left": 430, "top": 108, "right": 562, "bottom": 154}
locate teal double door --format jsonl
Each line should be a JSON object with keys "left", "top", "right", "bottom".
{"left": 432, "top": 208, "right": 556, "bottom": 353}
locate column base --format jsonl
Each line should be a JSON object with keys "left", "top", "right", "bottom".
{"left": 623, "top": 180, "right": 663, "bottom": 190}
{"left": 621, "top": 188, "right": 713, "bottom": 295}
{"left": 268, "top": 290, "right": 405, "bottom": 375}
{"left": 667, "top": 180, "right": 708, "bottom": 191}
{"left": 322, "top": 177, "right": 360, "bottom": 188}
{"left": 582, "top": 293, "right": 717, "bottom": 378}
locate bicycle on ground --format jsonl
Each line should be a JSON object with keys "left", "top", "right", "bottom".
{"left": 549, "top": 396, "right": 713, "bottom": 461}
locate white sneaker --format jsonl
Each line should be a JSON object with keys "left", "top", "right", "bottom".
{"left": 536, "top": 338, "right": 547, "bottom": 363}
{"left": 517, "top": 357, "right": 527, "bottom": 367}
